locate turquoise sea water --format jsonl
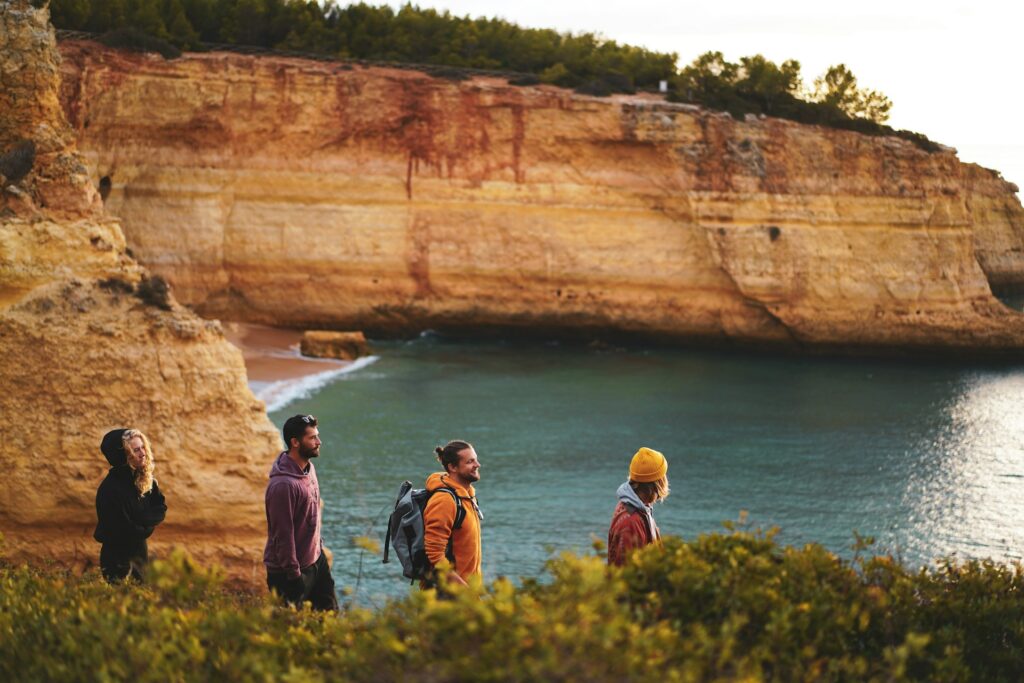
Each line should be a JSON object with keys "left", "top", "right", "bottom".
{"left": 268, "top": 336, "right": 1024, "bottom": 604}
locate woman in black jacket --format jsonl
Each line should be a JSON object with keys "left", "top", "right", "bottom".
{"left": 94, "top": 428, "right": 167, "bottom": 583}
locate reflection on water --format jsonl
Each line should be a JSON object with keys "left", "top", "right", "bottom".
{"left": 270, "top": 337, "right": 1024, "bottom": 602}
{"left": 901, "top": 373, "right": 1024, "bottom": 562}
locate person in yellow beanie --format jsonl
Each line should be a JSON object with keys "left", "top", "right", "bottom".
{"left": 607, "top": 447, "right": 669, "bottom": 566}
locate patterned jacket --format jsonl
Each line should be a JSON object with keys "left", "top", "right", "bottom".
{"left": 607, "top": 482, "right": 661, "bottom": 566}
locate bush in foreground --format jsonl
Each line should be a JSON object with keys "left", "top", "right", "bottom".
{"left": 2, "top": 531, "right": 1023, "bottom": 681}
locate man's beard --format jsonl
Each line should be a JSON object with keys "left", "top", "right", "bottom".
{"left": 300, "top": 444, "right": 320, "bottom": 459}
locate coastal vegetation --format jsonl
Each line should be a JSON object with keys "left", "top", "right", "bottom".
{"left": 42, "top": 0, "right": 939, "bottom": 149}
{"left": 3, "top": 529, "right": 1023, "bottom": 681}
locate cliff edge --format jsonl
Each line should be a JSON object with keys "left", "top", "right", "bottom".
{"left": 57, "top": 40, "right": 1024, "bottom": 354}
{"left": 0, "top": 2, "right": 280, "bottom": 585}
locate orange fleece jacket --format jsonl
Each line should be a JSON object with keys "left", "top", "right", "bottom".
{"left": 423, "top": 472, "right": 482, "bottom": 580}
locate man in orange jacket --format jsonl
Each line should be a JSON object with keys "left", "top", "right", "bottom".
{"left": 423, "top": 440, "right": 483, "bottom": 587}
{"left": 608, "top": 447, "right": 669, "bottom": 566}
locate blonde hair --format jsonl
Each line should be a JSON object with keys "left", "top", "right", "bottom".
{"left": 122, "top": 429, "right": 155, "bottom": 496}
{"left": 630, "top": 476, "right": 670, "bottom": 504}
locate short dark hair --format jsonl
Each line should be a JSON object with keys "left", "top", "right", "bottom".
{"left": 283, "top": 414, "right": 317, "bottom": 448}
{"left": 435, "top": 440, "right": 472, "bottom": 474}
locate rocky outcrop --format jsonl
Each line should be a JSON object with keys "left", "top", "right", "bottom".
{"left": 56, "top": 40, "right": 1024, "bottom": 353}
{"left": 0, "top": 3, "right": 280, "bottom": 585}
{"left": 301, "top": 330, "right": 370, "bottom": 360}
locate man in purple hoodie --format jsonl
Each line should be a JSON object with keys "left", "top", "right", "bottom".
{"left": 264, "top": 414, "right": 338, "bottom": 611}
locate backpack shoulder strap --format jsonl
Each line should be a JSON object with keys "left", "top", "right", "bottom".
{"left": 437, "top": 486, "right": 466, "bottom": 530}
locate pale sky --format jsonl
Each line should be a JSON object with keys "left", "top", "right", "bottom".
{"left": 381, "top": 0, "right": 1024, "bottom": 193}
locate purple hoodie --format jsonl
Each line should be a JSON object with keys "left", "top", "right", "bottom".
{"left": 263, "top": 451, "right": 322, "bottom": 578}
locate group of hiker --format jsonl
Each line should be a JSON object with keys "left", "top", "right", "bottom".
{"left": 94, "top": 415, "right": 670, "bottom": 610}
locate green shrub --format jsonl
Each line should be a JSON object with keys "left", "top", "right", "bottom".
{"left": 574, "top": 72, "right": 635, "bottom": 97}
{"left": 99, "top": 27, "right": 181, "bottom": 60}
{"left": 97, "top": 276, "right": 134, "bottom": 295}
{"left": 573, "top": 79, "right": 613, "bottom": 98}
{"left": 507, "top": 74, "right": 541, "bottom": 87}
{"left": 3, "top": 534, "right": 1022, "bottom": 681}
{"left": 425, "top": 66, "right": 470, "bottom": 82}
{"left": 135, "top": 275, "right": 172, "bottom": 310}
{"left": 48, "top": 1, "right": 675, "bottom": 90}
{"left": 47, "top": 2, "right": 946, "bottom": 148}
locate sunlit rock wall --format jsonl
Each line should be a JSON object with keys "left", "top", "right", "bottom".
{"left": 0, "top": 4, "right": 280, "bottom": 586}
{"left": 58, "top": 40, "right": 1024, "bottom": 353}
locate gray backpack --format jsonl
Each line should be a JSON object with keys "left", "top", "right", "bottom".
{"left": 383, "top": 480, "right": 465, "bottom": 581}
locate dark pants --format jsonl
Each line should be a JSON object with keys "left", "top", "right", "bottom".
{"left": 100, "top": 541, "right": 148, "bottom": 584}
{"left": 267, "top": 552, "right": 338, "bottom": 611}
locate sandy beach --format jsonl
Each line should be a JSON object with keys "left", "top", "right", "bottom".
{"left": 222, "top": 322, "right": 374, "bottom": 412}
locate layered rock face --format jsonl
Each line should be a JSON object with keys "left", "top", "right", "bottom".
{"left": 0, "top": 4, "right": 280, "bottom": 585}
{"left": 301, "top": 330, "right": 371, "bottom": 360}
{"left": 58, "top": 41, "right": 1024, "bottom": 352}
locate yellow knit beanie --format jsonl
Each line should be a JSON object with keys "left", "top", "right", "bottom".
{"left": 629, "top": 447, "right": 667, "bottom": 483}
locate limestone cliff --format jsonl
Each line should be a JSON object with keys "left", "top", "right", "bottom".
{"left": 57, "top": 40, "right": 1024, "bottom": 353}
{"left": 0, "top": 3, "right": 280, "bottom": 585}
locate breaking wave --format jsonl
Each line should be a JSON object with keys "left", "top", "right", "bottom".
{"left": 254, "top": 355, "right": 379, "bottom": 413}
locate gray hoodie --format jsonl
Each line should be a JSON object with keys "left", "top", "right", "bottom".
{"left": 616, "top": 480, "right": 658, "bottom": 541}
{"left": 263, "top": 451, "right": 321, "bottom": 578}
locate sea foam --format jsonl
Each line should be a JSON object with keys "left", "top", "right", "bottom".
{"left": 253, "top": 355, "right": 379, "bottom": 413}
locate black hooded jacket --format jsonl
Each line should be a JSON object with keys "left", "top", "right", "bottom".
{"left": 94, "top": 429, "right": 167, "bottom": 547}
